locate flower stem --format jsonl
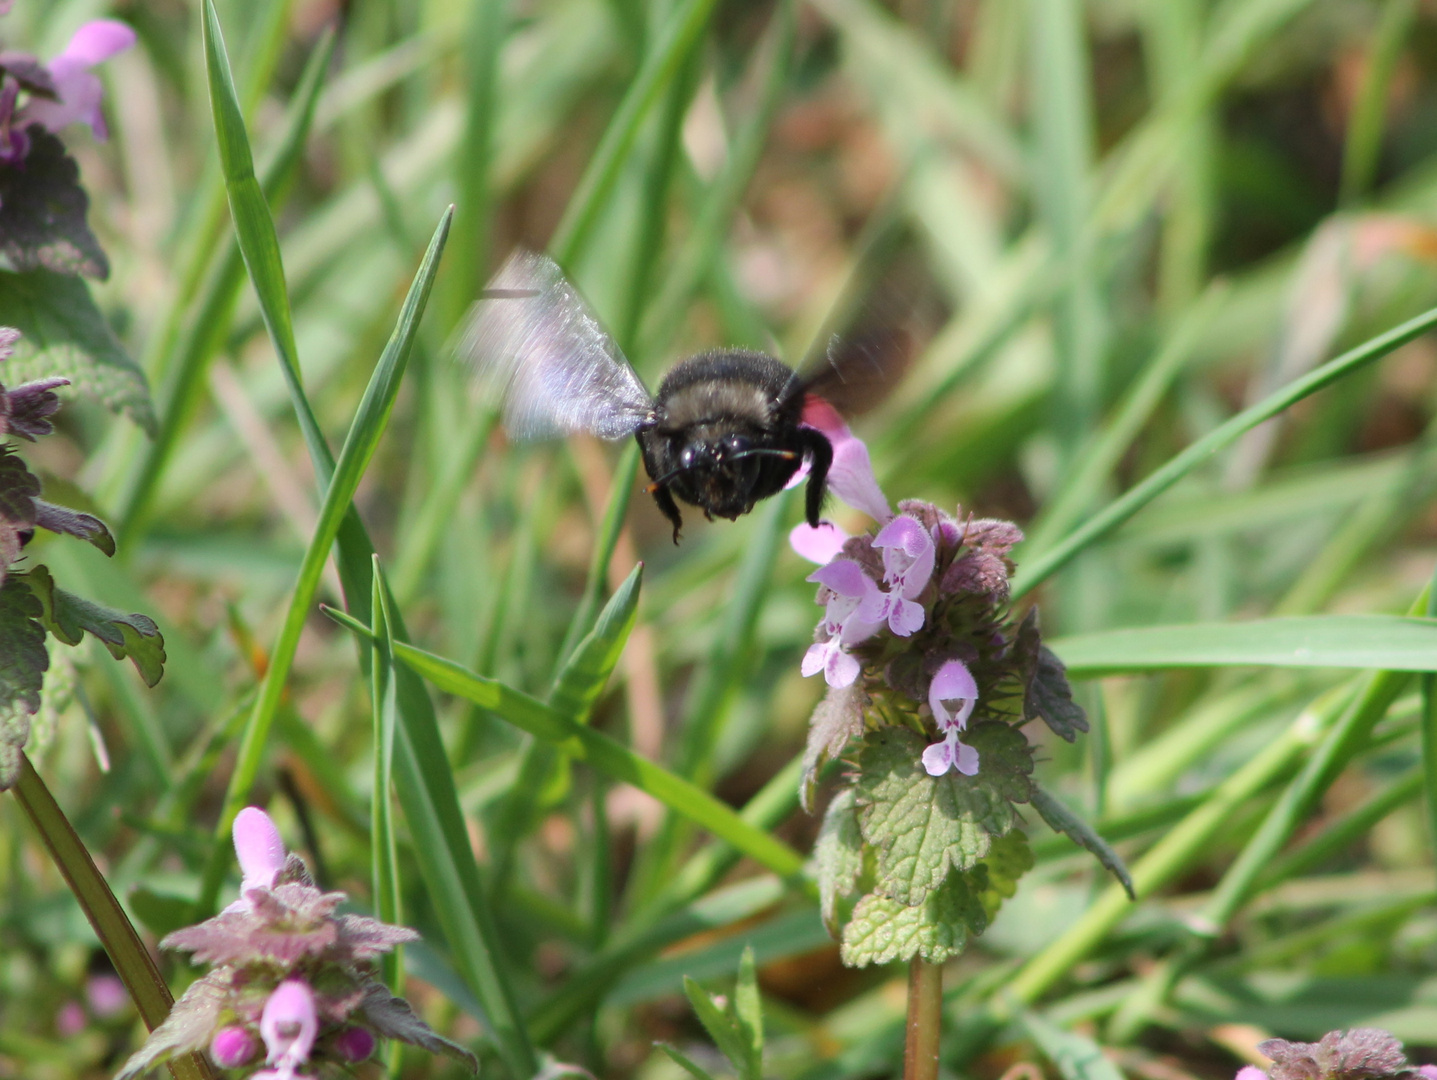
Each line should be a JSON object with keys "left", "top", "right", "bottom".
{"left": 13, "top": 753, "right": 216, "bottom": 1080}
{"left": 904, "top": 958, "right": 942, "bottom": 1080}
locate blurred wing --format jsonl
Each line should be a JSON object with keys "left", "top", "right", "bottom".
{"left": 791, "top": 327, "right": 914, "bottom": 417}
{"left": 456, "top": 250, "right": 654, "bottom": 440}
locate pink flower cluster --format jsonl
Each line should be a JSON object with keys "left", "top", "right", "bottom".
{"left": 115, "top": 807, "right": 476, "bottom": 1080}
{"left": 791, "top": 405, "right": 1020, "bottom": 777}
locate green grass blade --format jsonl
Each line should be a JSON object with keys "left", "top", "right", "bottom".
{"left": 1012, "top": 301, "right": 1437, "bottom": 599}
{"left": 1024, "top": 284, "right": 1225, "bottom": 556}
{"left": 318, "top": 616, "right": 805, "bottom": 879}
{"left": 548, "top": 0, "right": 721, "bottom": 266}
{"left": 556, "top": 443, "right": 640, "bottom": 666}
{"left": 1339, "top": 0, "right": 1417, "bottom": 206}
{"left": 640, "top": 0, "right": 794, "bottom": 358}
{"left": 201, "top": 0, "right": 330, "bottom": 475}
{"left": 1050, "top": 615, "right": 1437, "bottom": 674}
{"left": 371, "top": 556, "right": 402, "bottom": 990}
{"left": 122, "top": 26, "right": 337, "bottom": 536}
{"left": 1028, "top": 0, "right": 1103, "bottom": 445}
{"left": 202, "top": 208, "right": 452, "bottom": 912}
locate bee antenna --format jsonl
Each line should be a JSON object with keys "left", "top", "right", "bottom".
{"left": 728, "top": 448, "right": 798, "bottom": 463}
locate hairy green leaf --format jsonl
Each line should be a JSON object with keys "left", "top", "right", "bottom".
{"left": 839, "top": 868, "right": 985, "bottom": 967}
{"left": 815, "top": 786, "right": 864, "bottom": 933}
{"left": 0, "top": 270, "right": 154, "bottom": 433}
{"left": 0, "top": 445, "right": 38, "bottom": 573}
{"left": 1017, "top": 610, "right": 1088, "bottom": 741}
{"left": 855, "top": 725, "right": 1031, "bottom": 905}
{"left": 0, "top": 574, "right": 44, "bottom": 716}
{"left": 0, "top": 127, "right": 108, "bottom": 278}
{"left": 24, "top": 565, "right": 166, "bottom": 686}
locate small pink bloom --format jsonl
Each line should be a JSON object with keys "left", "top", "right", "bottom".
{"left": 928, "top": 659, "right": 977, "bottom": 731}
{"left": 85, "top": 973, "right": 128, "bottom": 1018}
{"left": 801, "top": 560, "right": 885, "bottom": 688}
{"left": 17, "top": 20, "right": 135, "bottom": 140}
{"left": 921, "top": 661, "right": 980, "bottom": 776}
{"left": 211, "top": 1025, "right": 259, "bottom": 1069}
{"left": 1415, "top": 1067, "right": 1437, "bottom": 1080}
{"left": 869, "top": 515, "right": 935, "bottom": 636}
{"left": 229, "top": 806, "right": 286, "bottom": 911}
{"left": 789, "top": 521, "right": 849, "bottom": 564}
{"left": 333, "top": 1025, "right": 377, "bottom": 1062}
{"left": 56, "top": 1000, "right": 86, "bottom": 1037}
{"left": 801, "top": 398, "right": 891, "bottom": 522}
{"left": 1235, "top": 1069, "right": 1268, "bottom": 1080}
{"left": 259, "top": 979, "right": 318, "bottom": 1078}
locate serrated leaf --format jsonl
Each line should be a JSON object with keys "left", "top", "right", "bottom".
{"left": 839, "top": 869, "right": 985, "bottom": 967}
{"left": 655, "top": 1042, "right": 722, "bottom": 1080}
{"left": 0, "top": 445, "right": 38, "bottom": 574}
{"left": 978, "top": 829, "right": 1033, "bottom": 918}
{"left": 114, "top": 969, "right": 228, "bottom": 1080}
{"left": 1017, "top": 610, "right": 1088, "bottom": 741}
{"left": 0, "top": 573, "right": 44, "bottom": 716}
{"left": 32, "top": 499, "right": 114, "bottom": 556}
{"left": 801, "top": 682, "right": 865, "bottom": 811}
{"left": 1018, "top": 1009, "right": 1126, "bottom": 1080}
{"left": 855, "top": 725, "right": 1032, "bottom": 905}
{"left": 24, "top": 565, "right": 166, "bottom": 686}
{"left": 815, "top": 786, "right": 864, "bottom": 932}
{"left": 0, "top": 270, "right": 154, "bottom": 433}
{"left": 1030, "top": 784, "right": 1134, "bottom": 899}
{"left": 0, "top": 126, "right": 108, "bottom": 278}
{"left": 682, "top": 976, "right": 751, "bottom": 1077}
{"left": 731, "top": 947, "right": 763, "bottom": 1080}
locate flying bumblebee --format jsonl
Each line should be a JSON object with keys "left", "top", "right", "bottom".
{"left": 458, "top": 249, "right": 892, "bottom": 542}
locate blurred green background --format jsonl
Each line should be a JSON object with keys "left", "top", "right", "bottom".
{"left": 10, "top": 0, "right": 1437, "bottom": 1075}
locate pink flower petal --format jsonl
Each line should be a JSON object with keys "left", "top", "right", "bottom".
{"left": 801, "top": 643, "right": 829, "bottom": 678}
{"left": 921, "top": 740, "right": 954, "bottom": 777}
{"left": 260, "top": 980, "right": 317, "bottom": 1070}
{"left": 233, "top": 806, "right": 286, "bottom": 893}
{"left": 800, "top": 399, "right": 891, "bottom": 522}
{"left": 825, "top": 648, "right": 860, "bottom": 688}
{"left": 929, "top": 659, "right": 978, "bottom": 730}
{"left": 808, "top": 558, "right": 871, "bottom": 597}
{"left": 790, "top": 521, "right": 849, "bottom": 564}
{"left": 1236, "top": 1069, "right": 1268, "bottom": 1080}
{"left": 952, "top": 739, "right": 980, "bottom": 775}
{"left": 888, "top": 595, "right": 925, "bottom": 637}
{"left": 60, "top": 20, "right": 136, "bottom": 66}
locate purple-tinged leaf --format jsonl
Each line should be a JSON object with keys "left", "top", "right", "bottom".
{"left": 0, "top": 126, "right": 108, "bottom": 278}
{"left": 359, "top": 982, "right": 478, "bottom": 1072}
{"left": 32, "top": 498, "right": 113, "bottom": 555}
{"left": 1016, "top": 610, "right": 1088, "bottom": 742}
{"left": 114, "top": 970, "right": 228, "bottom": 1080}
{"left": 1258, "top": 1028, "right": 1414, "bottom": 1080}
{"left": 4, "top": 376, "right": 68, "bottom": 439}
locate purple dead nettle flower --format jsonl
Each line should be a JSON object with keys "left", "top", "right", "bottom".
{"left": 0, "top": 16, "right": 133, "bottom": 163}
{"left": 793, "top": 405, "right": 1002, "bottom": 777}
{"left": 1236, "top": 1028, "right": 1437, "bottom": 1080}
{"left": 114, "top": 807, "right": 476, "bottom": 1080}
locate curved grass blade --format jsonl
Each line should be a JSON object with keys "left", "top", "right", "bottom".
{"left": 14, "top": 755, "right": 215, "bottom": 1080}
{"left": 322, "top": 608, "right": 806, "bottom": 880}
{"left": 207, "top": 207, "right": 453, "bottom": 914}
{"left": 490, "top": 562, "right": 644, "bottom": 887}
{"left": 1012, "top": 301, "right": 1437, "bottom": 599}
{"left": 121, "top": 26, "right": 337, "bottom": 537}
{"left": 1051, "top": 615, "right": 1437, "bottom": 675}
{"left": 548, "top": 0, "right": 721, "bottom": 266}
{"left": 371, "top": 556, "right": 402, "bottom": 991}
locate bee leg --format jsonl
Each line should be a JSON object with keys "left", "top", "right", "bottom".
{"left": 798, "top": 427, "right": 834, "bottom": 528}
{"left": 650, "top": 483, "right": 684, "bottom": 544}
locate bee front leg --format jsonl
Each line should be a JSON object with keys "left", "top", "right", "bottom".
{"left": 650, "top": 483, "right": 684, "bottom": 543}
{"left": 798, "top": 427, "right": 834, "bottom": 528}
